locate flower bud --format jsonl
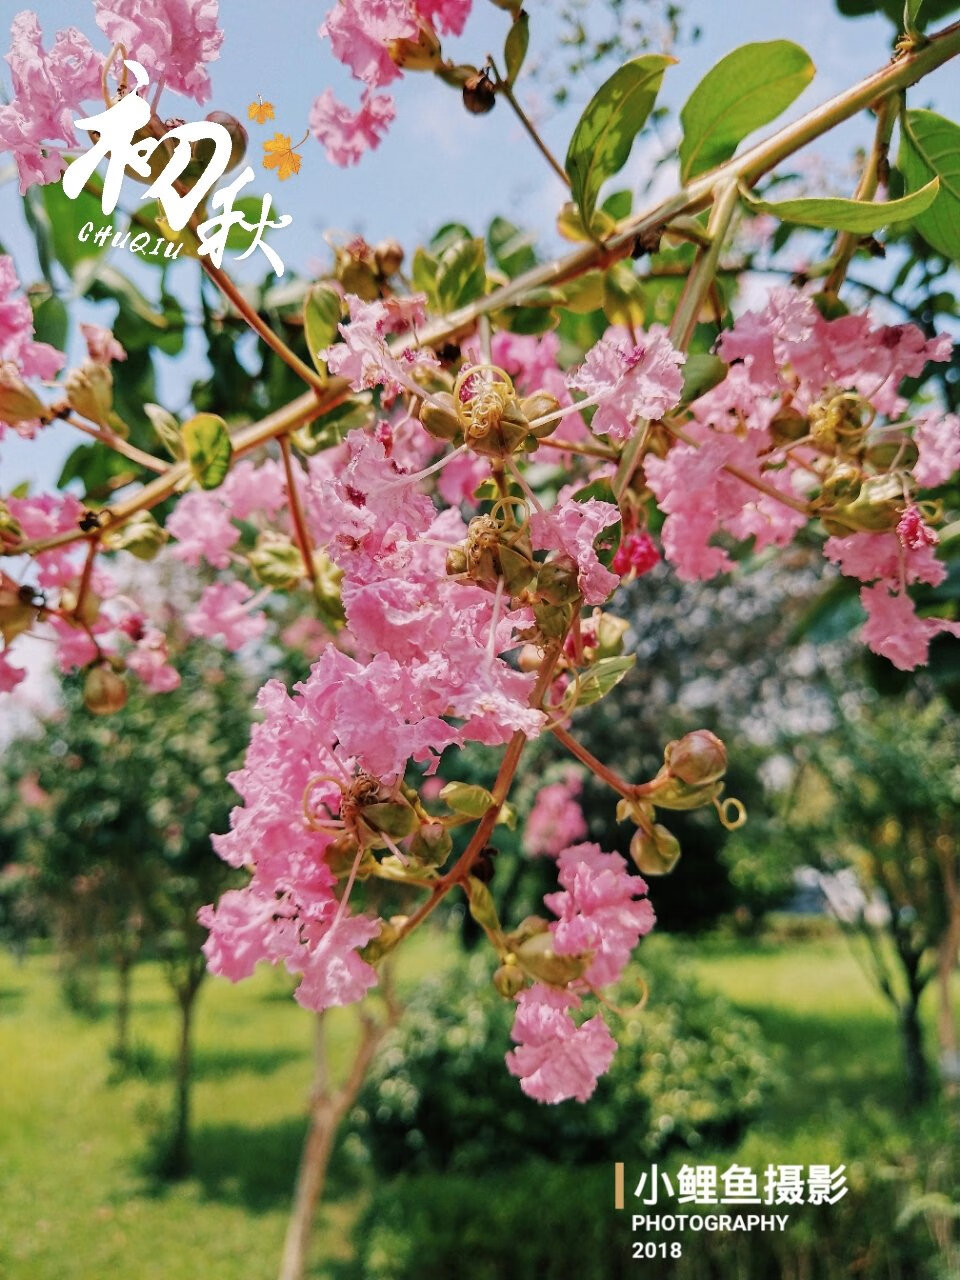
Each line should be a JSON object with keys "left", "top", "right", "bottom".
{"left": 462, "top": 70, "right": 497, "bottom": 115}
{"left": 361, "top": 797, "right": 420, "bottom": 840}
{"left": 103, "top": 510, "right": 168, "bottom": 561}
{"left": 514, "top": 931, "right": 589, "bottom": 986}
{"left": 374, "top": 239, "right": 405, "bottom": 277}
{"left": 83, "top": 665, "right": 127, "bottom": 716}
{"left": 595, "top": 612, "right": 629, "bottom": 658}
{"left": 865, "top": 439, "right": 919, "bottom": 472}
{"left": 249, "top": 532, "right": 305, "bottom": 589}
{"left": 0, "top": 363, "right": 44, "bottom": 424}
{"left": 664, "top": 729, "right": 727, "bottom": 786}
{"left": 536, "top": 556, "right": 582, "bottom": 606}
{"left": 520, "top": 393, "right": 561, "bottom": 438}
{"left": 532, "top": 600, "right": 575, "bottom": 639}
{"left": 420, "top": 392, "right": 462, "bottom": 441}
{"left": 769, "top": 406, "right": 808, "bottom": 446}
{"left": 630, "top": 824, "right": 681, "bottom": 876}
{"left": 445, "top": 545, "right": 469, "bottom": 576}
{"left": 493, "top": 962, "right": 526, "bottom": 998}
{"left": 466, "top": 874, "right": 501, "bottom": 931}
{"left": 409, "top": 822, "right": 453, "bottom": 867}
{"left": 65, "top": 362, "right": 116, "bottom": 432}
{"left": 0, "top": 502, "right": 24, "bottom": 547}
{"left": 206, "top": 111, "right": 248, "bottom": 171}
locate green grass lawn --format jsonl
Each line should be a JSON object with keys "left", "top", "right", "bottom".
{"left": 0, "top": 925, "right": 948, "bottom": 1279}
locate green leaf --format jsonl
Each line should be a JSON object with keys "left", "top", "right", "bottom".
{"left": 504, "top": 10, "right": 529, "bottom": 85}
{"left": 143, "top": 403, "right": 184, "bottom": 460}
{"left": 899, "top": 109, "right": 960, "bottom": 261}
{"left": 602, "top": 261, "right": 646, "bottom": 328}
{"left": 679, "top": 41, "right": 815, "bottom": 183}
{"left": 182, "top": 413, "right": 233, "bottom": 490}
{"left": 487, "top": 216, "right": 537, "bottom": 277}
{"left": 744, "top": 178, "right": 940, "bottom": 231}
{"left": 576, "top": 655, "right": 636, "bottom": 707}
{"left": 223, "top": 195, "right": 283, "bottom": 253}
{"left": 680, "top": 354, "right": 728, "bottom": 405}
{"left": 303, "top": 284, "right": 342, "bottom": 377}
{"left": 904, "top": 0, "right": 923, "bottom": 29}
{"left": 41, "top": 183, "right": 107, "bottom": 272}
{"left": 565, "top": 55, "right": 673, "bottom": 232}
{"left": 435, "top": 237, "right": 487, "bottom": 312}
{"left": 30, "top": 293, "right": 68, "bottom": 352}
{"left": 439, "top": 782, "right": 495, "bottom": 819}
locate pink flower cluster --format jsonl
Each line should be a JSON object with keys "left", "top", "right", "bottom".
{"left": 0, "top": 12, "right": 102, "bottom": 193}
{"left": 524, "top": 768, "right": 587, "bottom": 858}
{"left": 312, "top": 0, "right": 472, "bottom": 165}
{"left": 94, "top": 0, "right": 224, "bottom": 104}
{"left": 201, "top": 422, "right": 547, "bottom": 1009}
{"left": 507, "top": 841, "right": 655, "bottom": 1103}
{"left": 2, "top": 494, "right": 179, "bottom": 692}
{"left": 0, "top": 254, "right": 65, "bottom": 439}
{"left": 638, "top": 286, "right": 957, "bottom": 666}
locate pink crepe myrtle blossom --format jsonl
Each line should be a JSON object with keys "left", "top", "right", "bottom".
{"left": 505, "top": 984, "right": 617, "bottom": 1103}
{"left": 897, "top": 505, "right": 939, "bottom": 552}
{"left": 0, "top": 256, "right": 65, "bottom": 437}
{"left": 220, "top": 458, "right": 287, "bottom": 522}
{"left": 310, "top": 87, "right": 395, "bottom": 166}
{"left": 524, "top": 769, "right": 588, "bottom": 858}
{"left": 0, "top": 649, "right": 26, "bottom": 693}
{"left": 94, "top": 0, "right": 224, "bottom": 104}
{"left": 124, "top": 625, "right": 180, "bottom": 692}
{"left": 323, "top": 294, "right": 434, "bottom": 397}
{"left": 166, "top": 490, "right": 239, "bottom": 568}
{"left": 913, "top": 414, "right": 960, "bottom": 488}
{"left": 530, "top": 496, "right": 621, "bottom": 605}
{"left": 80, "top": 324, "right": 126, "bottom": 365}
{"left": 567, "top": 324, "right": 685, "bottom": 442}
{"left": 320, "top": 0, "right": 417, "bottom": 87}
{"left": 612, "top": 530, "right": 659, "bottom": 579}
{"left": 860, "top": 583, "right": 960, "bottom": 671}
{"left": 0, "top": 12, "right": 103, "bottom": 193}
{"left": 185, "top": 580, "right": 267, "bottom": 652}
{"left": 544, "top": 842, "right": 655, "bottom": 988}
{"left": 6, "top": 494, "right": 85, "bottom": 589}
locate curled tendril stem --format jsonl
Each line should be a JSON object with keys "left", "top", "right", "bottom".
{"left": 715, "top": 795, "right": 747, "bottom": 831}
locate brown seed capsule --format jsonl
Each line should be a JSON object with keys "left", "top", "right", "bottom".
{"left": 0, "top": 362, "right": 45, "bottom": 425}
{"left": 769, "top": 406, "right": 808, "bottom": 446}
{"left": 374, "top": 238, "right": 405, "bottom": 277}
{"left": 83, "top": 666, "right": 127, "bottom": 716}
{"left": 462, "top": 70, "right": 496, "bottom": 115}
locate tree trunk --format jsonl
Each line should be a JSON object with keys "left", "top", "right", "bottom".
{"left": 901, "top": 997, "right": 931, "bottom": 1107}
{"left": 114, "top": 949, "right": 133, "bottom": 1066}
{"left": 164, "top": 982, "right": 199, "bottom": 1178}
{"left": 279, "top": 998, "right": 397, "bottom": 1280}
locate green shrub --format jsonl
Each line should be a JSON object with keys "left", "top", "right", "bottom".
{"left": 351, "top": 1155, "right": 946, "bottom": 1280}
{"left": 348, "top": 941, "right": 776, "bottom": 1176}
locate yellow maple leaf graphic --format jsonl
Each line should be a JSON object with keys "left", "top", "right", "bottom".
{"left": 247, "top": 98, "right": 276, "bottom": 125}
{"left": 262, "top": 132, "right": 303, "bottom": 181}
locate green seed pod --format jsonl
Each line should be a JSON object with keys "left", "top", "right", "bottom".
{"left": 630, "top": 824, "right": 681, "bottom": 876}
{"left": 521, "top": 393, "right": 561, "bottom": 438}
{"left": 0, "top": 362, "right": 45, "bottom": 424}
{"left": 420, "top": 392, "right": 463, "bottom": 442}
{"left": 249, "top": 533, "right": 305, "bottom": 590}
{"left": 493, "top": 962, "right": 526, "bottom": 998}
{"left": 536, "top": 556, "right": 582, "bottom": 606}
{"left": 65, "top": 362, "right": 116, "bottom": 431}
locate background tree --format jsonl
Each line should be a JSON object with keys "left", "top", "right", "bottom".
{"left": 2, "top": 641, "right": 252, "bottom": 1171}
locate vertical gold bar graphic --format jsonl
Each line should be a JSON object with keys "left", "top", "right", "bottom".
{"left": 614, "top": 1162, "right": 625, "bottom": 1210}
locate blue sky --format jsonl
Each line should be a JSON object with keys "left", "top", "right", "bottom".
{"left": 2, "top": 0, "right": 959, "bottom": 492}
